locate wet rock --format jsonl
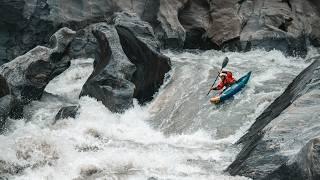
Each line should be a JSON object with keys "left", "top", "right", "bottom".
{"left": 67, "top": 27, "right": 98, "bottom": 60}
{"left": 0, "top": 74, "right": 14, "bottom": 132}
{"left": 265, "top": 138, "right": 320, "bottom": 180}
{"left": 0, "top": 27, "right": 76, "bottom": 118}
{"left": 54, "top": 105, "right": 79, "bottom": 122}
{"left": 154, "top": 0, "right": 188, "bottom": 49}
{"left": 206, "top": 0, "right": 241, "bottom": 48}
{"left": 0, "top": 75, "right": 9, "bottom": 98}
{"left": 179, "top": 0, "right": 215, "bottom": 49}
{"left": 113, "top": 12, "right": 171, "bottom": 103}
{"left": 80, "top": 23, "right": 136, "bottom": 112}
{"left": 0, "top": 95, "right": 15, "bottom": 131}
{"left": 227, "top": 59, "right": 320, "bottom": 179}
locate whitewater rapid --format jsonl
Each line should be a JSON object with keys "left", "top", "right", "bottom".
{"left": 0, "top": 49, "right": 314, "bottom": 179}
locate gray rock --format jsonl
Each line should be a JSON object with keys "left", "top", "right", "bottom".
{"left": 179, "top": 0, "right": 215, "bottom": 49}
{"left": 80, "top": 23, "right": 136, "bottom": 112}
{"left": 154, "top": 0, "right": 188, "bottom": 49}
{"left": 0, "top": 27, "right": 76, "bottom": 118}
{"left": 227, "top": 59, "right": 320, "bottom": 179}
{"left": 0, "top": 95, "right": 15, "bottom": 131}
{"left": 67, "top": 26, "right": 98, "bottom": 60}
{"left": 54, "top": 105, "right": 79, "bottom": 123}
{"left": 265, "top": 138, "right": 320, "bottom": 180}
{"left": 113, "top": 12, "right": 171, "bottom": 103}
{"left": 207, "top": 0, "right": 241, "bottom": 48}
{"left": 2, "top": 0, "right": 320, "bottom": 62}
{"left": 0, "top": 75, "right": 9, "bottom": 98}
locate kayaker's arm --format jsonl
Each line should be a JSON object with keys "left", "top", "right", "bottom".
{"left": 211, "top": 81, "right": 224, "bottom": 90}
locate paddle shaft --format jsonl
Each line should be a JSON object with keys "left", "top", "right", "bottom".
{"left": 206, "top": 68, "right": 223, "bottom": 96}
{"left": 207, "top": 57, "right": 229, "bottom": 96}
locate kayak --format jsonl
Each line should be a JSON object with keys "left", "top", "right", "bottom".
{"left": 210, "top": 71, "right": 251, "bottom": 104}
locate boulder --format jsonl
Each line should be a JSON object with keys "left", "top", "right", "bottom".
{"left": 265, "top": 138, "right": 320, "bottom": 180}
{"left": 0, "top": 75, "right": 12, "bottom": 131}
{"left": 206, "top": 0, "right": 241, "bottom": 49}
{"left": 178, "top": 0, "right": 215, "bottom": 49}
{"left": 0, "top": 95, "right": 15, "bottom": 131}
{"left": 238, "top": 0, "right": 309, "bottom": 56}
{"left": 113, "top": 12, "right": 171, "bottom": 103}
{"left": 80, "top": 23, "right": 136, "bottom": 112}
{"left": 54, "top": 105, "right": 79, "bottom": 123}
{"left": 0, "top": 75, "right": 9, "bottom": 98}
{"left": 0, "top": 27, "right": 76, "bottom": 118}
{"left": 227, "top": 59, "right": 320, "bottom": 179}
{"left": 154, "top": 0, "right": 188, "bottom": 49}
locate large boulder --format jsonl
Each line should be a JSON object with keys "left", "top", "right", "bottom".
{"left": 80, "top": 23, "right": 136, "bottom": 112}
{"left": 206, "top": 0, "right": 241, "bottom": 49}
{"left": 227, "top": 59, "right": 320, "bottom": 179}
{"left": 113, "top": 12, "right": 171, "bottom": 103}
{"left": 153, "top": 0, "right": 188, "bottom": 49}
{"left": 178, "top": 0, "right": 215, "bottom": 49}
{"left": 0, "top": 75, "right": 14, "bottom": 130}
{"left": 80, "top": 13, "right": 171, "bottom": 112}
{"left": 0, "top": 27, "right": 76, "bottom": 118}
{"left": 265, "top": 138, "right": 320, "bottom": 180}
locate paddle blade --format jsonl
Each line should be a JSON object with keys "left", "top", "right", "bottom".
{"left": 222, "top": 57, "right": 229, "bottom": 68}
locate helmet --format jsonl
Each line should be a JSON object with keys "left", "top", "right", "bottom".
{"left": 219, "top": 72, "right": 227, "bottom": 77}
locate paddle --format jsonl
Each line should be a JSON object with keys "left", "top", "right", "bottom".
{"left": 206, "top": 57, "right": 229, "bottom": 96}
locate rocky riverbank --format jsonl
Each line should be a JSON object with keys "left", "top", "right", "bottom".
{"left": 227, "top": 58, "right": 320, "bottom": 179}
{"left": 1, "top": 0, "right": 320, "bottom": 65}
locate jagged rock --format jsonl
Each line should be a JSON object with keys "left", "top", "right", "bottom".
{"left": 179, "top": 0, "right": 215, "bottom": 49}
{"left": 0, "top": 27, "right": 76, "bottom": 118}
{"left": 67, "top": 26, "right": 98, "bottom": 60}
{"left": 227, "top": 59, "right": 320, "bottom": 179}
{"left": 80, "top": 23, "right": 136, "bottom": 112}
{"left": 2, "top": 0, "right": 320, "bottom": 60}
{"left": 207, "top": 0, "right": 241, "bottom": 48}
{"left": 0, "top": 75, "right": 12, "bottom": 131}
{"left": 0, "top": 95, "right": 15, "bottom": 131}
{"left": 154, "top": 0, "right": 188, "bottom": 49}
{"left": 0, "top": 75, "right": 9, "bottom": 98}
{"left": 54, "top": 105, "right": 79, "bottom": 123}
{"left": 113, "top": 12, "right": 171, "bottom": 103}
{"left": 265, "top": 138, "right": 320, "bottom": 180}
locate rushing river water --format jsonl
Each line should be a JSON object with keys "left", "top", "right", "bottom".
{"left": 0, "top": 49, "right": 315, "bottom": 179}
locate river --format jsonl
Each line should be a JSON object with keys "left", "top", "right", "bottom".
{"left": 0, "top": 49, "right": 314, "bottom": 179}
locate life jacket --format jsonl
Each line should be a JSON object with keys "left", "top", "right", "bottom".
{"left": 216, "top": 71, "right": 236, "bottom": 90}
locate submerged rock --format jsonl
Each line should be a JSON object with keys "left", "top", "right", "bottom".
{"left": 54, "top": 105, "right": 79, "bottom": 123}
{"left": 0, "top": 27, "right": 76, "bottom": 118}
{"left": 227, "top": 59, "right": 320, "bottom": 179}
{"left": 80, "top": 23, "right": 136, "bottom": 112}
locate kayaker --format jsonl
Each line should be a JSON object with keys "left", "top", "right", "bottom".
{"left": 210, "top": 70, "right": 236, "bottom": 93}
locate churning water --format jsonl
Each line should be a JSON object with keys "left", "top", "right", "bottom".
{"left": 0, "top": 49, "right": 315, "bottom": 179}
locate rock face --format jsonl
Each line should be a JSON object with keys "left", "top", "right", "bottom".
{"left": 80, "top": 23, "right": 136, "bottom": 112}
{"left": 2, "top": 0, "right": 320, "bottom": 63}
{"left": 113, "top": 12, "right": 171, "bottom": 103}
{"left": 227, "top": 59, "right": 320, "bottom": 179}
{"left": 80, "top": 13, "right": 171, "bottom": 112}
{"left": 0, "top": 27, "right": 76, "bottom": 118}
{"left": 0, "top": 75, "right": 13, "bottom": 130}
{"left": 265, "top": 138, "right": 320, "bottom": 180}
